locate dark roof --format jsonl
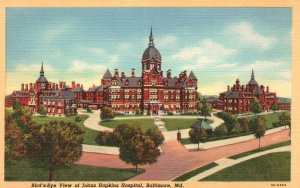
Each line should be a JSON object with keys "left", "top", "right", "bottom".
{"left": 73, "top": 87, "right": 85, "bottom": 92}
{"left": 224, "top": 91, "right": 240, "bottom": 99}
{"left": 248, "top": 79, "right": 258, "bottom": 85}
{"left": 142, "top": 46, "right": 161, "bottom": 61}
{"left": 59, "top": 89, "right": 75, "bottom": 99}
{"left": 103, "top": 69, "right": 112, "bottom": 79}
{"left": 188, "top": 71, "right": 197, "bottom": 80}
{"left": 121, "top": 77, "right": 143, "bottom": 87}
{"left": 253, "top": 86, "right": 262, "bottom": 95}
{"left": 87, "top": 86, "right": 103, "bottom": 92}
{"left": 163, "top": 77, "right": 178, "bottom": 87}
{"left": 36, "top": 76, "right": 48, "bottom": 83}
{"left": 191, "top": 120, "right": 212, "bottom": 130}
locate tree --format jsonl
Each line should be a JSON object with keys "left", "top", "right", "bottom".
{"left": 238, "top": 118, "right": 249, "bottom": 133}
{"left": 197, "top": 92, "right": 204, "bottom": 111}
{"left": 270, "top": 102, "right": 279, "bottom": 113}
{"left": 250, "top": 97, "right": 262, "bottom": 114}
{"left": 253, "top": 116, "right": 266, "bottom": 149}
{"left": 13, "top": 99, "right": 21, "bottom": 110}
{"left": 279, "top": 112, "right": 291, "bottom": 130}
{"left": 30, "top": 121, "right": 84, "bottom": 181}
{"left": 38, "top": 106, "right": 47, "bottom": 116}
{"left": 146, "top": 127, "right": 165, "bottom": 147}
{"left": 200, "top": 102, "right": 212, "bottom": 120}
{"left": 231, "top": 123, "right": 243, "bottom": 135}
{"left": 214, "top": 124, "right": 228, "bottom": 137}
{"left": 119, "top": 126, "right": 160, "bottom": 171}
{"left": 189, "top": 127, "right": 208, "bottom": 150}
{"left": 100, "top": 107, "right": 115, "bottom": 120}
{"left": 5, "top": 110, "right": 28, "bottom": 161}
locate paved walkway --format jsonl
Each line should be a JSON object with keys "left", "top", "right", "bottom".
{"left": 78, "top": 109, "right": 113, "bottom": 132}
{"left": 184, "top": 126, "right": 287, "bottom": 150}
{"left": 186, "top": 145, "right": 291, "bottom": 181}
{"left": 77, "top": 129, "right": 290, "bottom": 180}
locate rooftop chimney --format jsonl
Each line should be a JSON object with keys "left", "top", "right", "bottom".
{"left": 167, "top": 69, "right": 172, "bottom": 78}
{"left": 25, "top": 84, "right": 28, "bottom": 91}
{"left": 267, "top": 86, "right": 269, "bottom": 92}
{"left": 131, "top": 68, "right": 135, "bottom": 77}
{"left": 21, "top": 83, "right": 24, "bottom": 91}
{"left": 227, "top": 85, "right": 230, "bottom": 91}
{"left": 121, "top": 72, "right": 125, "bottom": 79}
{"left": 114, "top": 69, "right": 119, "bottom": 78}
{"left": 72, "top": 81, "right": 75, "bottom": 89}
{"left": 56, "top": 84, "right": 58, "bottom": 90}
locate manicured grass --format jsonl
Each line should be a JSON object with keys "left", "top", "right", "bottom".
{"left": 100, "top": 118, "right": 213, "bottom": 132}
{"left": 163, "top": 118, "right": 213, "bottom": 131}
{"left": 100, "top": 119, "right": 155, "bottom": 131}
{"left": 5, "top": 159, "right": 144, "bottom": 181}
{"left": 229, "top": 140, "right": 291, "bottom": 159}
{"left": 245, "top": 112, "right": 284, "bottom": 129}
{"left": 32, "top": 115, "right": 99, "bottom": 145}
{"left": 173, "top": 163, "right": 218, "bottom": 181}
{"left": 201, "top": 152, "right": 290, "bottom": 181}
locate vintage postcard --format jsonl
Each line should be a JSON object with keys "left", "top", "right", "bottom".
{"left": 1, "top": 1, "right": 299, "bottom": 188}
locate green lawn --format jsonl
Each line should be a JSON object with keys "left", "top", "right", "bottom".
{"left": 5, "top": 159, "right": 144, "bottom": 181}
{"left": 173, "top": 163, "right": 218, "bottom": 181}
{"left": 100, "top": 118, "right": 213, "bottom": 131}
{"left": 163, "top": 118, "right": 213, "bottom": 131}
{"left": 32, "top": 115, "right": 99, "bottom": 145}
{"left": 201, "top": 152, "right": 290, "bottom": 181}
{"left": 245, "top": 112, "right": 284, "bottom": 129}
{"left": 229, "top": 140, "right": 291, "bottom": 159}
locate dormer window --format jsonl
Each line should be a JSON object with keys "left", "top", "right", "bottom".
{"left": 125, "top": 79, "right": 129, "bottom": 86}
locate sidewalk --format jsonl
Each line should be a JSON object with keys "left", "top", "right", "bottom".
{"left": 78, "top": 109, "right": 112, "bottom": 132}
{"left": 82, "top": 144, "right": 119, "bottom": 155}
{"left": 184, "top": 126, "right": 287, "bottom": 150}
{"left": 187, "top": 145, "right": 291, "bottom": 181}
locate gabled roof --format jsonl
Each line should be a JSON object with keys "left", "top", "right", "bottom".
{"left": 73, "top": 87, "right": 85, "bottom": 92}
{"left": 121, "top": 77, "right": 143, "bottom": 87}
{"left": 87, "top": 86, "right": 103, "bottom": 92}
{"left": 191, "top": 120, "right": 212, "bottom": 130}
{"left": 188, "top": 71, "right": 197, "bottom": 80}
{"left": 224, "top": 91, "right": 240, "bottom": 99}
{"left": 102, "top": 69, "right": 112, "bottom": 79}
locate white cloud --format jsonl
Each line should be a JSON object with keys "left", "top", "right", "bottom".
{"left": 172, "top": 46, "right": 203, "bottom": 61}
{"left": 43, "top": 25, "right": 69, "bottom": 41}
{"left": 245, "top": 60, "right": 282, "bottom": 70}
{"left": 279, "top": 70, "right": 291, "bottom": 80}
{"left": 156, "top": 34, "right": 177, "bottom": 47}
{"left": 173, "top": 38, "right": 237, "bottom": 70}
{"left": 69, "top": 60, "right": 107, "bottom": 73}
{"left": 227, "top": 21, "right": 277, "bottom": 50}
{"left": 15, "top": 63, "right": 55, "bottom": 72}
{"left": 117, "top": 43, "right": 132, "bottom": 51}
{"left": 89, "top": 48, "right": 105, "bottom": 55}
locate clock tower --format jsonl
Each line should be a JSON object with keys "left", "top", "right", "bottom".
{"left": 36, "top": 62, "right": 49, "bottom": 92}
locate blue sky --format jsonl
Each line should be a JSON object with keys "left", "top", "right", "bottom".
{"left": 6, "top": 8, "right": 291, "bottom": 97}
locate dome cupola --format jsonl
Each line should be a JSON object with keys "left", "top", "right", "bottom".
{"left": 142, "top": 27, "right": 161, "bottom": 61}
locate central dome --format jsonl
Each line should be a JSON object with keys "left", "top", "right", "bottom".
{"left": 142, "top": 28, "right": 162, "bottom": 61}
{"left": 142, "top": 46, "right": 161, "bottom": 61}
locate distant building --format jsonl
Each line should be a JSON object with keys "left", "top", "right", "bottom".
{"left": 211, "top": 70, "right": 290, "bottom": 114}
{"left": 7, "top": 63, "right": 78, "bottom": 116}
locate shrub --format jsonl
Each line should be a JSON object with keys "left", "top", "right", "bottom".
{"left": 213, "top": 124, "right": 228, "bottom": 137}
{"left": 95, "top": 131, "right": 111, "bottom": 145}
{"left": 135, "top": 109, "right": 142, "bottom": 115}
{"left": 75, "top": 116, "right": 82, "bottom": 122}
{"left": 230, "top": 123, "right": 243, "bottom": 135}
{"left": 86, "top": 108, "right": 92, "bottom": 113}
{"left": 238, "top": 118, "right": 249, "bottom": 133}
{"left": 167, "top": 111, "right": 174, "bottom": 116}
{"left": 100, "top": 107, "right": 115, "bottom": 120}
{"left": 272, "top": 121, "right": 280, "bottom": 128}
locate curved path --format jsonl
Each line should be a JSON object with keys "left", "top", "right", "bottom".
{"left": 78, "top": 109, "right": 224, "bottom": 141}
{"left": 187, "top": 145, "right": 291, "bottom": 181}
{"left": 77, "top": 129, "right": 290, "bottom": 181}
